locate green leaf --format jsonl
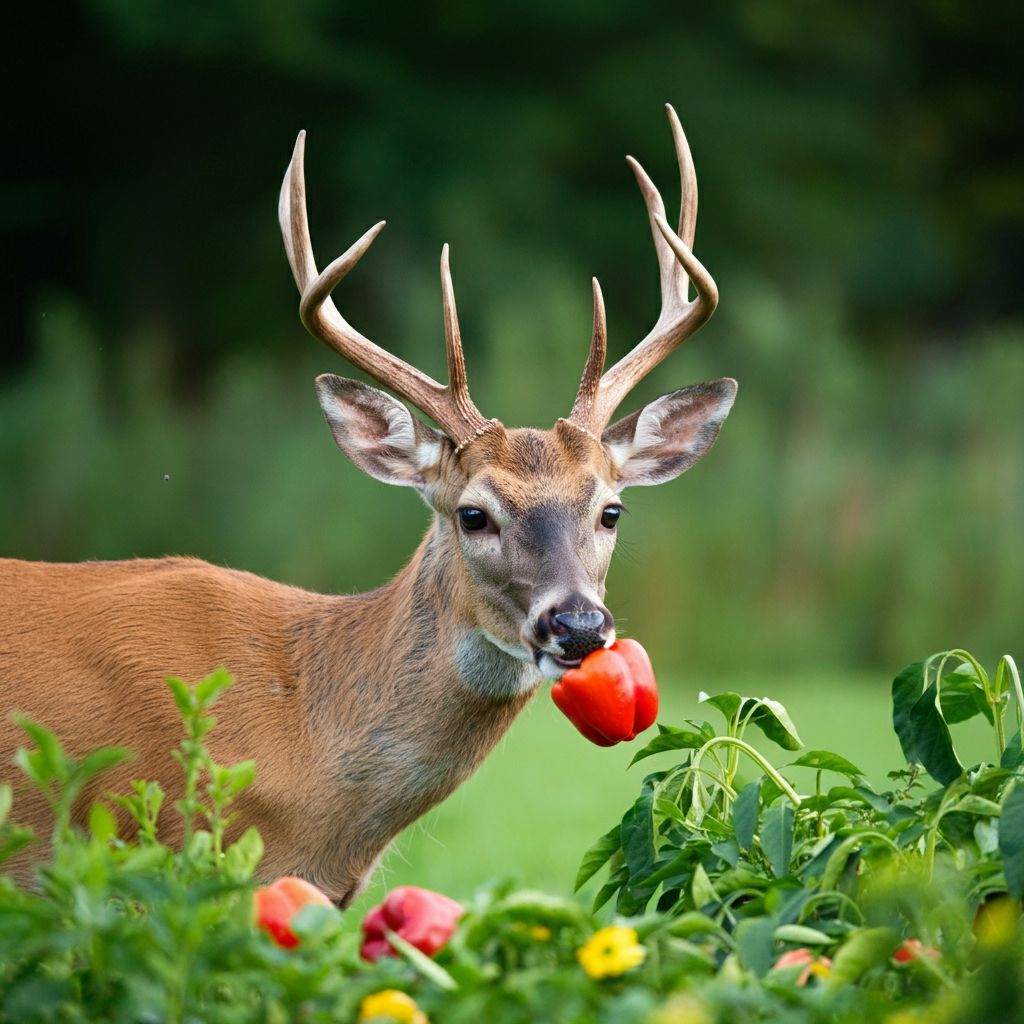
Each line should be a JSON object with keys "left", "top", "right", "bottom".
{"left": 1002, "top": 730, "right": 1024, "bottom": 769}
{"left": 18, "top": 717, "right": 65, "bottom": 769}
{"left": 592, "top": 864, "right": 628, "bottom": 913}
{"left": 628, "top": 723, "right": 713, "bottom": 767}
{"left": 940, "top": 671, "right": 989, "bottom": 725}
{"left": 852, "top": 786, "right": 892, "bottom": 815}
{"left": 711, "top": 837, "right": 740, "bottom": 868}
{"left": 998, "top": 786, "right": 1024, "bottom": 901}
{"left": 635, "top": 848, "right": 693, "bottom": 889}
{"left": 667, "top": 911, "right": 735, "bottom": 947}
{"left": 292, "top": 903, "right": 341, "bottom": 940}
{"left": 802, "top": 834, "right": 844, "bottom": 879}
{"left": 655, "top": 798, "right": 688, "bottom": 824}
{"left": 0, "top": 784, "right": 11, "bottom": 825}
{"left": 698, "top": 691, "right": 742, "bottom": 724}
{"left": 166, "top": 676, "right": 193, "bottom": 718}
{"left": 760, "top": 799, "right": 794, "bottom": 877}
{"left": 828, "top": 927, "right": 900, "bottom": 987}
{"left": 224, "top": 826, "right": 264, "bottom": 881}
{"left": 188, "top": 829, "right": 213, "bottom": 860}
{"left": 735, "top": 916, "right": 776, "bottom": 977}
{"left": 224, "top": 759, "right": 257, "bottom": 795}
{"left": 691, "top": 862, "right": 718, "bottom": 909}
{"left": 910, "top": 682, "right": 963, "bottom": 785}
{"left": 774, "top": 923, "right": 833, "bottom": 946}
{"left": 574, "top": 824, "right": 621, "bottom": 892}
{"left": 787, "top": 750, "right": 863, "bottom": 779}
{"left": 950, "top": 794, "right": 1002, "bottom": 817}
{"left": 620, "top": 791, "right": 656, "bottom": 881}
{"left": 732, "top": 779, "right": 762, "bottom": 852}
{"left": 385, "top": 928, "right": 459, "bottom": 990}
{"left": 741, "top": 698, "right": 803, "bottom": 751}
{"left": 892, "top": 660, "right": 926, "bottom": 764}
{"left": 79, "top": 746, "right": 133, "bottom": 783}
{"left": 14, "top": 748, "right": 50, "bottom": 793}
{"left": 88, "top": 801, "right": 117, "bottom": 841}
{"left": 195, "top": 666, "right": 235, "bottom": 705}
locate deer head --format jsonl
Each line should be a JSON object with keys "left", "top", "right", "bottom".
{"left": 279, "top": 105, "right": 736, "bottom": 688}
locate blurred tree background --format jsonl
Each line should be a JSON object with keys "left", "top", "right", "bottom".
{"left": 2, "top": 0, "right": 1022, "bottom": 677}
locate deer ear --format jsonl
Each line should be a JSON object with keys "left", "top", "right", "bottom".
{"left": 316, "top": 375, "right": 447, "bottom": 488}
{"left": 602, "top": 378, "right": 737, "bottom": 488}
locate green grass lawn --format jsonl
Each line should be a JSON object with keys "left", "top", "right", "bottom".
{"left": 347, "top": 668, "right": 999, "bottom": 921}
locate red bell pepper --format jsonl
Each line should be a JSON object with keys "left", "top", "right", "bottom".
{"left": 253, "top": 876, "right": 333, "bottom": 948}
{"left": 360, "top": 885, "right": 465, "bottom": 962}
{"left": 892, "top": 938, "right": 941, "bottom": 963}
{"left": 550, "top": 639, "right": 658, "bottom": 746}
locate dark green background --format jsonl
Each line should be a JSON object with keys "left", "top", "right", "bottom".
{"left": 2, "top": 0, "right": 1022, "bottom": 676}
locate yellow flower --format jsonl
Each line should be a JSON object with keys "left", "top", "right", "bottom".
{"left": 358, "top": 989, "right": 427, "bottom": 1024}
{"left": 576, "top": 925, "right": 647, "bottom": 979}
{"left": 530, "top": 925, "right": 552, "bottom": 941}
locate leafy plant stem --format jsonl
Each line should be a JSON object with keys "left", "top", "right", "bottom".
{"left": 943, "top": 649, "right": 1004, "bottom": 760}
{"left": 816, "top": 770, "right": 824, "bottom": 838}
{"left": 691, "top": 737, "right": 801, "bottom": 809}
{"left": 999, "top": 655, "right": 1024, "bottom": 736}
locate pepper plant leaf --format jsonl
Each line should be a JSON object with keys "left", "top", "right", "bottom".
{"left": 740, "top": 698, "right": 803, "bottom": 751}
{"left": 628, "top": 722, "right": 713, "bottom": 767}
{"left": 910, "top": 682, "right": 963, "bottom": 785}
{"left": 940, "top": 670, "right": 991, "bottom": 725}
{"left": 1002, "top": 730, "right": 1024, "bottom": 770}
{"left": 620, "top": 791, "right": 656, "bottom": 882}
{"left": 892, "top": 659, "right": 927, "bottom": 764}
{"left": 760, "top": 798, "right": 795, "bottom": 877}
{"left": 828, "top": 927, "right": 900, "bottom": 987}
{"left": 691, "top": 862, "right": 718, "bottom": 909}
{"left": 998, "top": 785, "right": 1024, "bottom": 902}
{"left": 698, "top": 691, "right": 742, "bottom": 724}
{"left": 852, "top": 786, "right": 893, "bottom": 815}
{"left": 732, "top": 778, "right": 762, "bottom": 852}
{"left": 787, "top": 750, "right": 864, "bottom": 779}
{"left": 574, "top": 824, "right": 621, "bottom": 892}
{"left": 735, "top": 916, "right": 776, "bottom": 977}
{"left": 592, "top": 864, "right": 628, "bottom": 913}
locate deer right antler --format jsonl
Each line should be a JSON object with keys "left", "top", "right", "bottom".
{"left": 279, "top": 131, "right": 493, "bottom": 445}
{"left": 566, "top": 104, "right": 719, "bottom": 437}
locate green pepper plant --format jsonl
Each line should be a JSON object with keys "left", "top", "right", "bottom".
{"left": 574, "top": 649, "right": 1024, "bottom": 992}
{"left": 2, "top": 651, "right": 1024, "bottom": 1024}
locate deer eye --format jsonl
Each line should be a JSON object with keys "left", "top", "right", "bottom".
{"left": 600, "top": 506, "right": 622, "bottom": 529}
{"left": 459, "top": 508, "right": 489, "bottom": 532}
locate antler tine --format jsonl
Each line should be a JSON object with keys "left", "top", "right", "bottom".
{"left": 566, "top": 105, "right": 719, "bottom": 437}
{"left": 440, "top": 244, "right": 489, "bottom": 431}
{"left": 568, "top": 279, "right": 608, "bottom": 430}
{"left": 279, "top": 131, "right": 490, "bottom": 444}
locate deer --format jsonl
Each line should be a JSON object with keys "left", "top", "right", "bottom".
{"left": 0, "top": 105, "right": 736, "bottom": 906}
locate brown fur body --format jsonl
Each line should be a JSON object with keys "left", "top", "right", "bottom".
{"left": 0, "top": 424, "right": 626, "bottom": 903}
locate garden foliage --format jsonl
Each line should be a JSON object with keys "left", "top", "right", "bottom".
{"left": 3, "top": 652, "right": 1024, "bottom": 1022}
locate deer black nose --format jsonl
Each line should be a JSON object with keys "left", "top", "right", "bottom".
{"left": 553, "top": 611, "right": 605, "bottom": 634}
{"left": 537, "top": 603, "right": 613, "bottom": 661}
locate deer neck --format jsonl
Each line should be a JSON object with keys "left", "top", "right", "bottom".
{"left": 282, "top": 520, "right": 541, "bottom": 895}
{"left": 293, "top": 516, "right": 542, "bottom": 790}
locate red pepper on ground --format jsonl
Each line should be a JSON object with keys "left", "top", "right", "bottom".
{"left": 550, "top": 639, "right": 658, "bottom": 746}
{"left": 892, "top": 938, "right": 941, "bottom": 963}
{"left": 360, "top": 885, "right": 465, "bottom": 962}
{"left": 253, "top": 876, "right": 333, "bottom": 948}
{"left": 773, "top": 948, "right": 833, "bottom": 985}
